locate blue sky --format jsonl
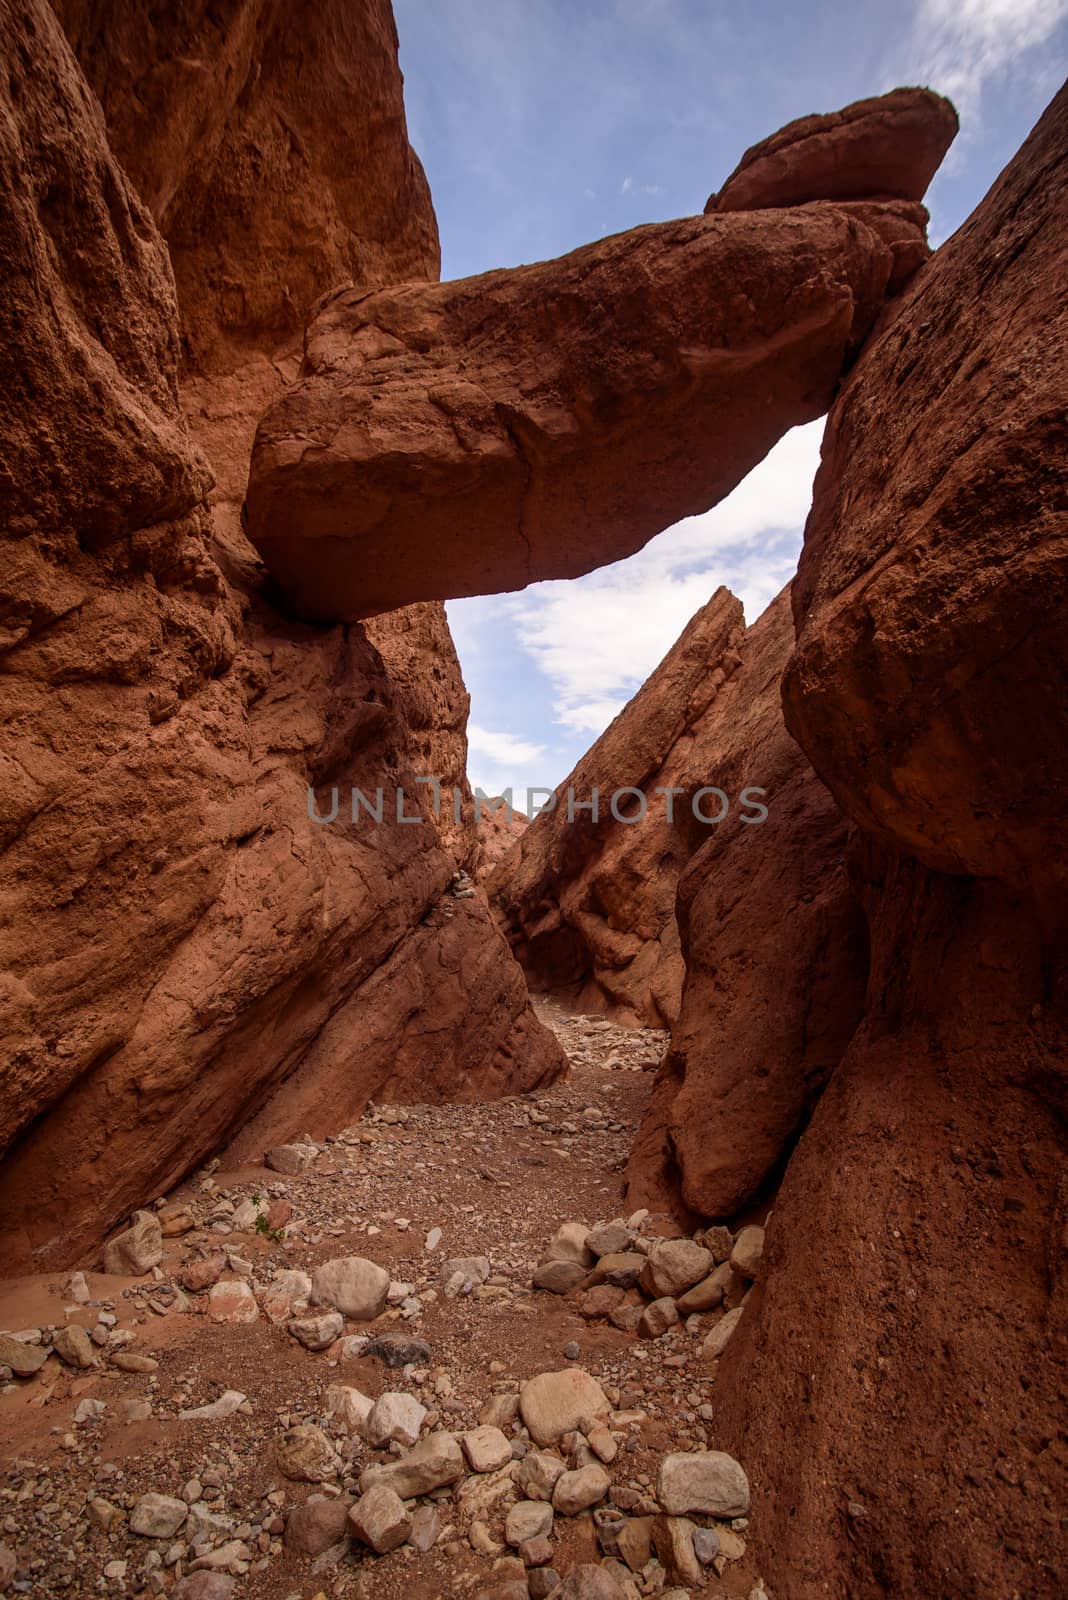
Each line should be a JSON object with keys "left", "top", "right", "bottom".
{"left": 393, "top": 0, "right": 1068, "bottom": 802}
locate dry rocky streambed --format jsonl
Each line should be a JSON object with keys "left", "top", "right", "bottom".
{"left": 0, "top": 1004, "right": 769, "bottom": 1600}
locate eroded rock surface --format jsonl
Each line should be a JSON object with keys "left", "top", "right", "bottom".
{"left": 491, "top": 589, "right": 746, "bottom": 1025}
{"left": 783, "top": 89, "right": 1067, "bottom": 900}
{"left": 720, "top": 86, "right": 1068, "bottom": 1600}
{"left": 625, "top": 588, "right": 868, "bottom": 1214}
{"left": 245, "top": 194, "right": 928, "bottom": 619}
{"left": 0, "top": 0, "right": 561, "bottom": 1273}
{"left": 707, "top": 86, "right": 957, "bottom": 212}
{"left": 55, "top": 0, "right": 440, "bottom": 371}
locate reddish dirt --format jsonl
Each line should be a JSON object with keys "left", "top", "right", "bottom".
{"left": 0, "top": 1005, "right": 765, "bottom": 1598}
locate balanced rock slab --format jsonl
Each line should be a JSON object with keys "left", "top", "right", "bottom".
{"left": 708, "top": 87, "right": 957, "bottom": 212}
{"left": 246, "top": 192, "right": 922, "bottom": 621}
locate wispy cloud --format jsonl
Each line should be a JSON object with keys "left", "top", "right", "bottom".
{"left": 503, "top": 422, "right": 821, "bottom": 734}
{"left": 467, "top": 724, "right": 545, "bottom": 765}
{"left": 465, "top": 723, "right": 547, "bottom": 800}
{"left": 893, "top": 0, "right": 1068, "bottom": 126}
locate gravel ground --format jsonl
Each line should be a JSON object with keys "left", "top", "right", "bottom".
{"left": 0, "top": 1000, "right": 766, "bottom": 1600}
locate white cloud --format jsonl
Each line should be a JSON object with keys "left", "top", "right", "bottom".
{"left": 467, "top": 724, "right": 545, "bottom": 764}
{"left": 620, "top": 175, "right": 633, "bottom": 194}
{"left": 503, "top": 422, "right": 821, "bottom": 735}
{"left": 895, "top": 0, "right": 1068, "bottom": 126}
{"left": 465, "top": 723, "right": 549, "bottom": 804}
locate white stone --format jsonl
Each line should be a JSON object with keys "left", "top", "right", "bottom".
{"left": 462, "top": 1424, "right": 513, "bottom": 1473}
{"left": 102, "top": 1211, "right": 163, "bottom": 1276}
{"left": 638, "top": 1239, "right": 713, "bottom": 1299}
{"left": 207, "top": 1280, "right": 258, "bottom": 1324}
{"left": 552, "top": 1464, "right": 611, "bottom": 1515}
{"left": 657, "top": 1451, "right": 750, "bottom": 1517}
{"left": 729, "top": 1225, "right": 765, "bottom": 1280}
{"left": 519, "top": 1368, "right": 610, "bottom": 1447}
{"left": 517, "top": 1450, "right": 567, "bottom": 1502}
{"left": 229, "top": 1198, "right": 265, "bottom": 1232}
{"left": 505, "top": 1499, "right": 554, "bottom": 1548}
{"left": 261, "top": 1269, "right": 313, "bottom": 1324}
{"left": 544, "top": 1222, "right": 594, "bottom": 1267}
{"left": 180, "top": 1390, "right": 247, "bottom": 1422}
{"left": 311, "top": 1256, "right": 390, "bottom": 1320}
{"left": 349, "top": 1484, "right": 412, "bottom": 1554}
{"left": 364, "top": 1391, "right": 428, "bottom": 1448}
{"left": 358, "top": 1433, "right": 464, "bottom": 1498}
{"left": 130, "top": 1494, "right": 188, "bottom": 1538}
{"left": 324, "top": 1384, "right": 374, "bottom": 1434}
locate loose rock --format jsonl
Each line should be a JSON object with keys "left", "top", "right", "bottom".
{"left": 359, "top": 1432, "right": 464, "bottom": 1498}
{"left": 505, "top": 1499, "right": 554, "bottom": 1548}
{"left": 289, "top": 1311, "right": 344, "bottom": 1350}
{"left": 130, "top": 1493, "right": 188, "bottom": 1538}
{"left": 102, "top": 1210, "right": 163, "bottom": 1275}
{"left": 638, "top": 1239, "right": 712, "bottom": 1298}
{"left": 520, "top": 1368, "right": 610, "bottom": 1446}
{"left": 284, "top": 1496, "right": 352, "bottom": 1556}
{"left": 657, "top": 1450, "right": 750, "bottom": 1517}
{"left": 553, "top": 1463, "right": 611, "bottom": 1515}
{"left": 730, "top": 1224, "right": 765, "bottom": 1280}
{"left": 349, "top": 1483, "right": 411, "bottom": 1553}
{"left": 463, "top": 1425, "right": 514, "bottom": 1473}
{"left": 703, "top": 1305, "right": 744, "bottom": 1360}
{"left": 311, "top": 1256, "right": 390, "bottom": 1320}
{"left": 274, "top": 1425, "right": 339, "bottom": 1482}
{"left": 365, "top": 1391, "right": 427, "bottom": 1447}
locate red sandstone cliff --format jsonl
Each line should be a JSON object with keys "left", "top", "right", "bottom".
{"left": 623, "top": 587, "right": 868, "bottom": 1212}
{"left": 0, "top": 0, "right": 562, "bottom": 1273}
{"left": 715, "top": 86, "right": 1068, "bottom": 1599}
{"left": 490, "top": 588, "right": 747, "bottom": 1026}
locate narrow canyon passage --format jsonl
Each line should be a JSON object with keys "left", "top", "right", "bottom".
{"left": 2, "top": 1, "right": 1064, "bottom": 1594}
{"left": 0, "top": 1005, "right": 767, "bottom": 1600}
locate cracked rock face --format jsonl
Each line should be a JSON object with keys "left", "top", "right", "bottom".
{"left": 244, "top": 198, "right": 922, "bottom": 620}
